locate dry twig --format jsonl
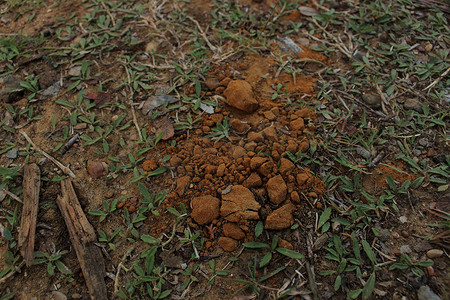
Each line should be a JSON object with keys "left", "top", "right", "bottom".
{"left": 187, "top": 15, "right": 216, "bottom": 52}
{"left": 20, "top": 131, "right": 75, "bottom": 178}
{"left": 1, "top": 188, "right": 23, "bottom": 204}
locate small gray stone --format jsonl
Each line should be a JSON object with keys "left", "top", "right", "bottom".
{"left": 417, "top": 285, "right": 441, "bottom": 300}
{"left": 52, "top": 291, "right": 67, "bottom": 300}
{"left": 400, "top": 245, "right": 412, "bottom": 254}
{"left": 140, "top": 95, "right": 178, "bottom": 115}
{"left": 68, "top": 66, "right": 82, "bottom": 77}
{"left": 418, "top": 138, "right": 428, "bottom": 147}
{"left": 0, "top": 188, "right": 6, "bottom": 202}
{"left": 362, "top": 94, "right": 382, "bottom": 109}
{"left": 40, "top": 82, "right": 60, "bottom": 97}
{"left": 378, "top": 228, "right": 391, "bottom": 242}
{"left": 204, "top": 78, "right": 220, "bottom": 91}
{"left": 413, "top": 240, "right": 432, "bottom": 252}
{"left": 5, "top": 148, "right": 18, "bottom": 159}
{"left": 0, "top": 75, "right": 24, "bottom": 103}
{"left": 426, "top": 249, "right": 444, "bottom": 258}
{"left": 297, "top": 38, "right": 310, "bottom": 47}
{"left": 404, "top": 98, "right": 423, "bottom": 113}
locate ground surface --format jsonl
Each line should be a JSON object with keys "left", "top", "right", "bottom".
{"left": 0, "top": 0, "right": 449, "bottom": 299}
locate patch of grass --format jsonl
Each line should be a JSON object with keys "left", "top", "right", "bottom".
{"left": 205, "top": 115, "right": 231, "bottom": 142}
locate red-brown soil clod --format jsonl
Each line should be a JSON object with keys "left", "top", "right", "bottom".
{"left": 191, "top": 195, "right": 220, "bottom": 225}
{"left": 220, "top": 185, "right": 261, "bottom": 222}
{"left": 265, "top": 203, "right": 296, "bottom": 230}
{"left": 223, "top": 80, "right": 259, "bottom": 113}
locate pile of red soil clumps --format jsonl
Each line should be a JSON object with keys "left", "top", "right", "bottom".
{"left": 147, "top": 54, "right": 327, "bottom": 253}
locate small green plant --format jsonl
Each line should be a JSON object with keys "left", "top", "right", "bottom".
{"left": 389, "top": 254, "right": 433, "bottom": 277}
{"left": 98, "top": 228, "right": 121, "bottom": 251}
{"left": 385, "top": 174, "right": 424, "bottom": 194}
{"left": 243, "top": 234, "right": 304, "bottom": 268}
{"left": 20, "top": 75, "right": 41, "bottom": 100}
{"left": 33, "top": 246, "right": 72, "bottom": 277}
{"left": 68, "top": 60, "right": 92, "bottom": 90}
{"left": 117, "top": 235, "right": 172, "bottom": 299}
{"left": 88, "top": 198, "right": 119, "bottom": 222}
{"left": 19, "top": 143, "right": 37, "bottom": 163}
{"left": 137, "top": 183, "right": 168, "bottom": 216}
{"left": 230, "top": 255, "right": 286, "bottom": 296}
{"left": 320, "top": 235, "right": 377, "bottom": 299}
{"left": 80, "top": 125, "right": 113, "bottom": 154}
{"left": 174, "top": 113, "right": 202, "bottom": 130}
{"left": 206, "top": 116, "right": 231, "bottom": 142}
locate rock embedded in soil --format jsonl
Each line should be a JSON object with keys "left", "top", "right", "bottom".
{"left": 191, "top": 195, "right": 220, "bottom": 225}
{"left": 244, "top": 173, "right": 262, "bottom": 188}
{"left": 0, "top": 75, "right": 24, "bottom": 103}
{"left": 232, "top": 146, "right": 246, "bottom": 159}
{"left": 220, "top": 185, "right": 261, "bottom": 222}
{"left": 204, "top": 77, "right": 220, "bottom": 90}
{"left": 230, "top": 119, "right": 250, "bottom": 133}
{"left": 417, "top": 285, "right": 441, "bottom": 300}
{"left": 223, "top": 80, "right": 259, "bottom": 113}
{"left": 265, "top": 203, "right": 296, "bottom": 230}
{"left": 176, "top": 176, "right": 191, "bottom": 196}
{"left": 267, "top": 175, "right": 287, "bottom": 205}
{"left": 257, "top": 161, "right": 274, "bottom": 177}
{"left": 279, "top": 158, "right": 295, "bottom": 175}
{"left": 248, "top": 131, "right": 264, "bottom": 142}
{"left": 399, "top": 245, "right": 412, "bottom": 254}
{"left": 263, "top": 126, "right": 278, "bottom": 142}
{"left": 403, "top": 98, "right": 423, "bottom": 113}
{"left": 426, "top": 249, "right": 444, "bottom": 259}
{"left": 290, "top": 191, "right": 300, "bottom": 203}
{"left": 86, "top": 161, "right": 107, "bottom": 179}
{"left": 5, "top": 148, "right": 18, "bottom": 159}
{"left": 289, "top": 117, "right": 305, "bottom": 131}
{"left": 216, "top": 164, "right": 226, "bottom": 177}
{"left": 362, "top": 94, "right": 382, "bottom": 109}
{"left": 250, "top": 156, "right": 268, "bottom": 170}
{"left": 222, "top": 223, "right": 245, "bottom": 240}
{"left": 218, "top": 237, "right": 239, "bottom": 252}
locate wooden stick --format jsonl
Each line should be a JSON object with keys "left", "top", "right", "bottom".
{"left": 57, "top": 179, "right": 107, "bottom": 300}
{"left": 18, "top": 164, "right": 41, "bottom": 267}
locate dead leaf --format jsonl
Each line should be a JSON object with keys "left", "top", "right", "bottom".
{"left": 155, "top": 116, "right": 174, "bottom": 140}
{"left": 313, "top": 233, "right": 330, "bottom": 251}
{"left": 140, "top": 95, "right": 178, "bottom": 115}
{"left": 200, "top": 103, "right": 214, "bottom": 114}
{"left": 298, "top": 6, "right": 319, "bottom": 16}
{"left": 85, "top": 92, "right": 112, "bottom": 106}
{"left": 86, "top": 160, "right": 105, "bottom": 179}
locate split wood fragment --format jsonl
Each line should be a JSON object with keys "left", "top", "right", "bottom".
{"left": 18, "top": 164, "right": 40, "bottom": 267}
{"left": 57, "top": 179, "right": 107, "bottom": 300}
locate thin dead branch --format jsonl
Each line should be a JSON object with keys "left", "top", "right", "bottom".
{"left": 20, "top": 131, "right": 76, "bottom": 178}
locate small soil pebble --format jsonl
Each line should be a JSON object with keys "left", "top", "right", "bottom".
{"left": 218, "top": 237, "right": 238, "bottom": 252}
{"left": 426, "top": 249, "right": 444, "bottom": 259}
{"left": 191, "top": 195, "right": 220, "bottom": 225}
